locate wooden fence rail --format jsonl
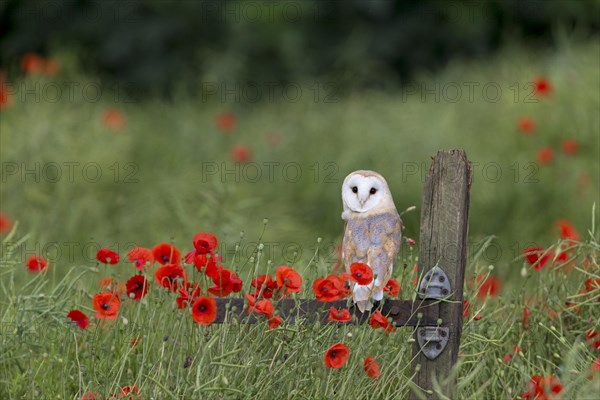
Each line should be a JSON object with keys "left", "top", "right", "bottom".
{"left": 212, "top": 298, "right": 440, "bottom": 326}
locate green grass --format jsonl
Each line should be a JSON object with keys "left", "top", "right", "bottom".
{"left": 0, "top": 228, "right": 599, "bottom": 399}
{"left": 0, "top": 38, "right": 599, "bottom": 398}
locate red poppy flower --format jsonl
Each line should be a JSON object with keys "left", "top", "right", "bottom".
{"left": 585, "top": 278, "right": 600, "bottom": 292}
{"left": 324, "top": 343, "right": 350, "bottom": 369}
{"left": 350, "top": 263, "right": 374, "bottom": 285}
{"left": 0, "top": 90, "right": 9, "bottom": 111}
{"left": 363, "top": 356, "right": 381, "bottom": 380}
{"left": 193, "top": 232, "right": 218, "bottom": 254}
{"left": 522, "top": 307, "right": 530, "bottom": 330}
{"left": 231, "top": 144, "right": 252, "bottom": 164}
{"left": 561, "top": 138, "right": 578, "bottom": 155}
{"left": 67, "top": 309, "right": 89, "bottom": 330}
{"left": 503, "top": 353, "right": 512, "bottom": 363}
{"left": 557, "top": 250, "right": 572, "bottom": 266}
{"left": 120, "top": 385, "right": 139, "bottom": 398}
{"left": 184, "top": 249, "right": 196, "bottom": 264}
{"left": 81, "top": 391, "right": 100, "bottom": 400}
{"left": 176, "top": 282, "right": 202, "bottom": 309}
{"left": 21, "top": 53, "right": 46, "bottom": 74}
{"left": 275, "top": 265, "right": 302, "bottom": 295}
{"left": 521, "top": 375, "right": 562, "bottom": 399}
{"left": 476, "top": 275, "right": 501, "bottom": 298}
{"left": 183, "top": 248, "right": 196, "bottom": 263}
{"left": 313, "top": 274, "right": 351, "bottom": 302}
{"left": 513, "top": 346, "right": 522, "bottom": 353}
{"left": 0, "top": 213, "right": 11, "bottom": 233}
{"left": 208, "top": 266, "right": 234, "bottom": 297}
{"left": 369, "top": 310, "right": 396, "bottom": 333}
{"left": 338, "top": 272, "right": 352, "bottom": 282}
{"left": 517, "top": 117, "right": 536, "bottom": 134}
{"left": 186, "top": 251, "right": 219, "bottom": 275}
{"left": 463, "top": 300, "right": 471, "bottom": 318}
{"left": 102, "top": 108, "right": 126, "bottom": 131}
{"left": 152, "top": 243, "right": 181, "bottom": 265}
{"left": 328, "top": 307, "right": 352, "bottom": 323}
{"left": 191, "top": 296, "right": 217, "bottom": 326}
{"left": 127, "top": 247, "right": 154, "bottom": 270}
{"left": 0, "top": 82, "right": 10, "bottom": 111}
{"left": 126, "top": 275, "right": 149, "bottom": 300}
{"left": 154, "top": 264, "right": 187, "bottom": 292}
{"left": 216, "top": 112, "right": 236, "bottom": 133}
{"left": 245, "top": 294, "right": 274, "bottom": 319}
{"left": 268, "top": 315, "right": 282, "bottom": 330}
{"left": 96, "top": 248, "right": 120, "bottom": 264}
{"left": 92, "top": 291, "right": 121, "bottom": 320}
{"left": 592, "top": 357, "right": 600, "bottom": 374}
{"left": 533, "top": 77, "right": 552, "bottom": 97}
{"left": 204, "top": 258, "right": 223, "bottom": 279}
{"left": 384, "top": 278, "right": 400, "bottom": 297}
{"left": 586, "top": 329, "right": 600, "bottom": 350}
{"left": 556, "top": 249, "right": 570, "bottom": 266}
{"left": 523, "top": 247, "right": 550, "bottom": 271}
{"left": 207, "top": 268, "right": 242, "bottom": 297}
{"left": 537, "top": 147, "right": 554, "bottom": 164}
{"left": 557, "top": 219, "right": 579, "bottom": 242}
{"left": 21, "top": 54, "right": 59, "bottom": 76}
{"left": 372, "top": 313, "right": 393, "bottom": 331}
{"left": 545, "top": 307, "right": 559, "bottom": 322}
{"left": 251, "top": 274, "right": 278, "bottom": 298}
{"left": 26, "top": 255, "right": 47, "bottom": 272}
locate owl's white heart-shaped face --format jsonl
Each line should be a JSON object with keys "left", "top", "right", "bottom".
{"left": 342, "top": 173, "right": 387, "bottom": 213}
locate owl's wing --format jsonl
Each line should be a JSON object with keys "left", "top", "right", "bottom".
{"left": 343, "top": 218, "right": 373, "bottom": 311}
{"left": 368, "top": 211, "right": 403, "bottom": 295}
{"left": 343, "top": 218, "right": 370, "bottom": 274}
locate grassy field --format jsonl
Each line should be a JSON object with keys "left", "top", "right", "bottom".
{"left": 0, "top": 39, "right": 599, "bottom": 399}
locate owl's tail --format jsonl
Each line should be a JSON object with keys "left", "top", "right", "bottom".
{"left": 353, "top": 284, "right": 373, "bottom": 312}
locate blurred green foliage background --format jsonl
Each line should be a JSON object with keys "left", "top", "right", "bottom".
{"left": 0, "top": 0, "right": 598, "bottom": 275}
{"left": 1, "top": 0, "right": 599, "bottom": 94}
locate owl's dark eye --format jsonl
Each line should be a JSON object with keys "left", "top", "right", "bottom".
{"left": 351, "top": 186, "right": 358, "bottom": 193}
{"left": 369, "top": 187, "right": 377, "bottom": 195}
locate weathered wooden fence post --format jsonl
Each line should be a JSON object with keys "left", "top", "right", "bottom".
{"left": 409, "top": 150, "right": 472, "bottom": 399}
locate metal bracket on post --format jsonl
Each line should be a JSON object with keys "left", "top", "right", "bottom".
{"left": 417, "top": 326, "right": 449, "bottom": 360}
{"left": 416, "top": 266, "right": 451, "bottom": 360}
{"left": 417, "top": 266, "right": 451, "bottom": 300}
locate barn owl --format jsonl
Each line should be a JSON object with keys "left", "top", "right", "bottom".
{"left": 341, "top": 170, "right": 402, "bottom": 312}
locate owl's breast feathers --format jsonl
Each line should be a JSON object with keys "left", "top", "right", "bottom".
{"left": 342, "top": 210, "right": 402, "bottom": 276}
